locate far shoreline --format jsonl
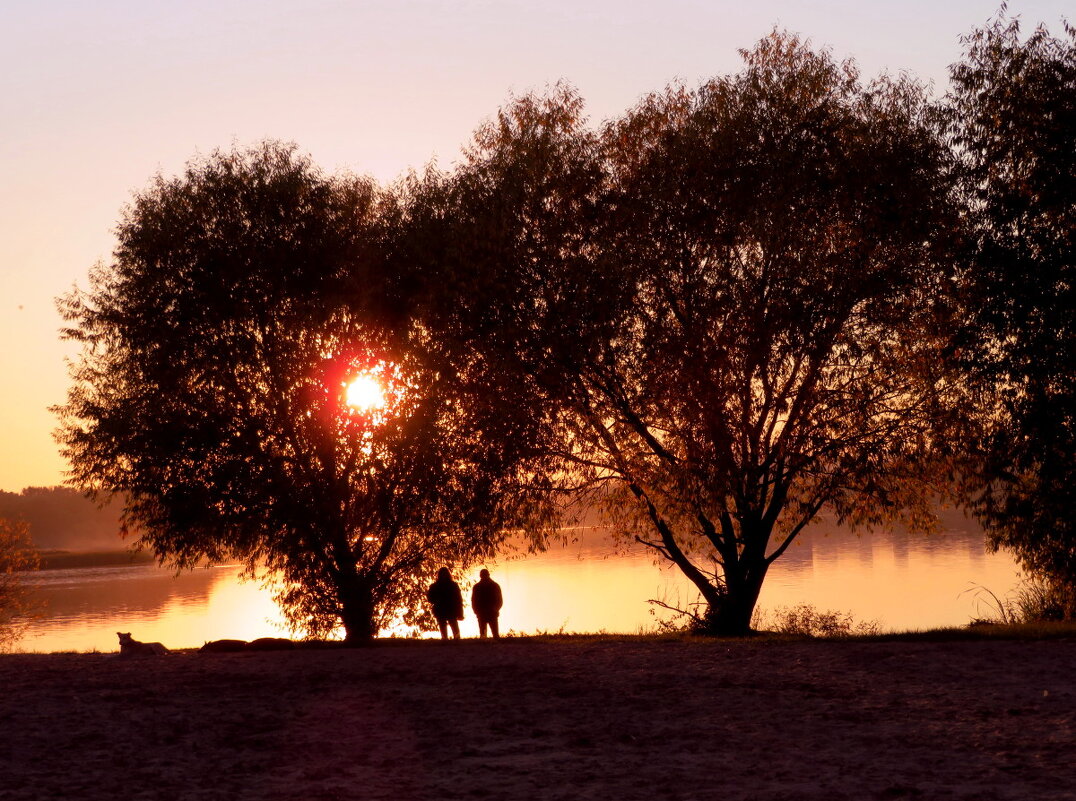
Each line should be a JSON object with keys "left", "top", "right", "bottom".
{"left": 35, "top": 548, "right": 194, "bottom": 570}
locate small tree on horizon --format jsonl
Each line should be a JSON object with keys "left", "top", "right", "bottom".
{"left": 0, "top": 518, "right": 41, "bottom": 652}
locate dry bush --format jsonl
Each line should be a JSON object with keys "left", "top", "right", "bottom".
{"left": 756, "top": 604, "right": 880, "bottom": 638}
{"left": 1015, "top": 577, "right": 1076, "bottom": 622}
{"left": 967, "top": 577, "right": 1076, "bottom": 625}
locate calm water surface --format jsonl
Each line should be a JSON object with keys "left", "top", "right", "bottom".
{"left": 15, "top": 522, "right": 1022, "bottom": 653}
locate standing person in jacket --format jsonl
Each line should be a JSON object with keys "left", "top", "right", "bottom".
{"left": 427, "top": 567, "right": 464, "bottom": 640}
{"left": 471, "top": 568, "right": 503, "bottom": 640}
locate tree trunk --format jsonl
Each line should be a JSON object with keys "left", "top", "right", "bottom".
{"left": 338, "top": 574, "right": 376, "bottom": 645}
{"left": 708, "top": 559, "right": 768, "bottom": 636}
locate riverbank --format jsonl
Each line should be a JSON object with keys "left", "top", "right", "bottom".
{"left": 3, "top": 633, "right": 1074, "bottom": 800}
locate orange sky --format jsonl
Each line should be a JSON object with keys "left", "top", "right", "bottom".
{"left": 1, "top": 0, "right": 1069, "bottom": 492}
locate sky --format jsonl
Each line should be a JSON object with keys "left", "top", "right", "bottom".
{"left": 0, "top": 0, "right": 1070, "bottom": 493}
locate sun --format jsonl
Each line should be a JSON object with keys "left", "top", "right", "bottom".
{"left": 345, "top": 373, "right": 386, "bottom": 411}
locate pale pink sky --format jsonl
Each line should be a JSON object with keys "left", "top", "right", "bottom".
{"left": 0, "top": 0, "right": 1069, "bottom": 492}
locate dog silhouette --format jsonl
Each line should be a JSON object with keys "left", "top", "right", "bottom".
{"left": 116, "top": 631, "right": 168, "bottom": 657}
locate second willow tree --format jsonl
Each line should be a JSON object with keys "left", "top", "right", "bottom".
{"left": 427, "top": 34, "right": 961, "bottom": 634}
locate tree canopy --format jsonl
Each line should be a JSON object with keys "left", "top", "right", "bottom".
{"left": 55, "top": 20, "right": 1076, "bottom": 639}
{"left": 947, "top": 14, "right": 1076, "bottom": 606}
{"left": 421, "top": 33, "right": 960, "bottom": 634}
{"left": 56, "top": 142, "right": 549, "bottom": 642}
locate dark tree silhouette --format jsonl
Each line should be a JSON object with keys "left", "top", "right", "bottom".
{"left": 948, "top": 14, "right": 1076, "bottom": 611}
{"left": 429, "top": 36, "right": 959, "bottom": 635}
{"left": 55, "top": 142, "right": 546, "bottom": 642}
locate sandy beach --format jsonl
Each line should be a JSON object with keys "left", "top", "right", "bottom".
{"left": 2, "top": 636, "right": 1073, "bottom": 801}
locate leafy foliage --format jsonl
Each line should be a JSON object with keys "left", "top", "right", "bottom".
{"left": 53, "top": 18, "right": 1076, "bottom": 642}
{"left": 56, "top": 142, "right": 546, "bottom": 642}
{"left": 430, "top": 34, "right": 959, "bottom": 635}
{"left": 947, "top": 13, "right": 1076, "bottom": 600}
{"left": 0, "top": 518, "right": 41, "bottom": 651}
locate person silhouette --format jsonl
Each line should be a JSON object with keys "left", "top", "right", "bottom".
{"left": 427, "top": 567, "right": 464, "bottom": 640}
{"left": 471, "top": 568, "right": 503, "bottom": 640}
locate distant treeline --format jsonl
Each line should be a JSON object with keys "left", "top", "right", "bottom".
{"left": 0, "top": 487, "right": 133, "bottom": 552}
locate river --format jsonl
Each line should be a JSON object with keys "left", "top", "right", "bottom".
{"left": 13, "top": 518, "right": 1022, "bottom": 652}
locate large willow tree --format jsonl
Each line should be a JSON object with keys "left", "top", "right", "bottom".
{"left": 56, "top": 143, "right": 546, "bottom": 642}
{"left": 428, "top": 35, "right": 959, "bottom": 634}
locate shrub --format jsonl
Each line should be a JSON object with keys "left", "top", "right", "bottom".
{"left": 0, "top": 518, "right": 42, "bottom": 651}
{"left": 969, "top": 576, "right": 1076, "bottom": 625}
{"left": 968, "top": 577, "right": 1076, "bottom": 624}
{"left": 755, "top": 604, "right": 881, "bottom": 638}
{"left": 1014, "top": 577, "right": 1076, "bottom": 622}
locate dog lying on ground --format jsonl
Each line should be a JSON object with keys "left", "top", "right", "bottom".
{"left": 116, "top": 631, "right": 169, "bottom": 657}
{"left": 200, "top": 637, "right": 296, "bottom": 653}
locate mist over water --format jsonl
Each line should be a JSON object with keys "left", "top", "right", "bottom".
{"left": 16, "top": 523, "right": 1020, "bottom": 652}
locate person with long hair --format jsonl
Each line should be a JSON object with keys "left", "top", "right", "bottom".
{"left": 427, "top": 567, "right": 464, "bottom": 640}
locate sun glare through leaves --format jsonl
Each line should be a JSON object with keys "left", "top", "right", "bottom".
{"left": 345, "top": 373, "right": 386, "bottom": 412}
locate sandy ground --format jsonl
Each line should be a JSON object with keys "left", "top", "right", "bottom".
{"left": 0, "top": 637, "right": 1073, "bottom": 801}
